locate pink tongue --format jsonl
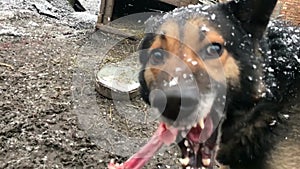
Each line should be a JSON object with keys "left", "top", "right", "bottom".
{"left": 187, "top": 116, "right": 213, "bottom": 143}
{"left": 107, "top": 123, "right": 178, "bottom": 169}
{"left": 158, "top": 123, "right": 178, "bottom": 145}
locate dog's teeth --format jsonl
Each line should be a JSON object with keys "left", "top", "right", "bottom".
{"left": 199, "top": 118, "right": 205, "bottom": 129}
{"left": 186, "top": 166, "right": 191, "bottom": 169}
{"left": 184, "top": 140, "right": 189, "bottom": 147}
{"left": 179, "top": 157, "right": 190, "bottom": 166}
{"left": 202, "top": 158, "right": 211, "bottom": 166}
{"left": 181, "top": 131, "right": 187, "bottom": 138}
{"left": 193, "top": 123, "right": 197, "bottom": 128}
{"left": 164, "top": 123, "right": 170, "bottom": 129}
{"left": 110, "top": 159, "right": 115, "bottom": 163}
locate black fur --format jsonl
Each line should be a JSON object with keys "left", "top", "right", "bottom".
{"left": 138, "top": 0, "right": 300, "bottom": 168}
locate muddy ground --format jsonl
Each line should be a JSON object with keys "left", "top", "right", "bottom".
{"left": 0, "top": 0, "right": 179, "bottom": 168}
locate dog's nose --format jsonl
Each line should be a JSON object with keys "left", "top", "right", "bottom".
{"left": 150, "top": 87, "right": 199, "bottom": 121}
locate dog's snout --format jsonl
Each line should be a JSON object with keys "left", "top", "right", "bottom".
{"left": 150, "top": 87, "right": 199, "bottom": 121}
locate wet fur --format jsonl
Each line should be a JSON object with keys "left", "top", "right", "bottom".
{"left": 138, "top": 0, "right": 300, "bottom": 168}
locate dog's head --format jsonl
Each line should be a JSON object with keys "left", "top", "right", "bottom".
{"left": 138, "top": 0, "right": 277, "bottom": 168}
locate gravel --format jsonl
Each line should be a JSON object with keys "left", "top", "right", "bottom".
{"left": 0, "top": 0, "right": 179, "bottom": 168}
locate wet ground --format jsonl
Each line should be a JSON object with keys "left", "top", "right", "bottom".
{"left": 0, "top": 0, "right": 179, "bottom": 168}
{"left": 1, "top": 0, "right": 299, "bottom": 169}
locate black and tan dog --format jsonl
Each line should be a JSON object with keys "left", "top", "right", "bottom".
{"left": 108, "top": 0, "right": 300, "bottom": 168}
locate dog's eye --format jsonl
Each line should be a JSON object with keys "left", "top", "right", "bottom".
{"left": 150, "top": 49, "right": 165, "bottom": 65}
{"left": 205, "top": 43, "right": 223, "bottom": 59}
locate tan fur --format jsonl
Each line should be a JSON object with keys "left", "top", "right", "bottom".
{"left": 144, "top": 18, "right": 240, "bottom": 88}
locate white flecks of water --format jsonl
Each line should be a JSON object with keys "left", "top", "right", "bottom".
{"left": 294, "top": 55, "right": 300, "bottom": 63}
{"left": 267, "top": 67, "right": 275, "bottom": 72}
{"left": 175, "top": 67, "right": 183, "bottom": 72}
{"left": 187, "top": 58, "right": 192, "bottom": 62}
{"left": 202, "top": 5, "right": 210, "bottom": 11}
{"left": 211, "top": 14, "right": 216, "bottom": 20}
{"left": 201, "top": 25, "right": 210, "bottom": 32}
{"left": 187, "top": 4, "right": 194, "bottom": 8}
{"left": 191, "top": 61, "right": 198, "bottom": 66}
{"left": 269, "top": 120, "right": 277, "bottom": 126}
{"left": 183, "top": 74, "right": 187, "bottom": 79}
{"left": 252, "top": 65, "right": 257, "bottom": 69}
{"left": 248, "top": 76, "right": 253, "bottom": 81}
{"left": 278, "top": 57, "right": 286, "bottom": 62}
{"left": 163, "top": 80, "right": 168, "bottom": 87}
{"left": 231, "top": 32, "right": 235, "bottom": 36}
{"left": 169, "top": 77, "right": 178, "bottom": 87}
{"left": 283, "top": 114, "right": 290, "bottom": 119}
{"left": 189, "top": 74, "right": 194, "bottom": 80}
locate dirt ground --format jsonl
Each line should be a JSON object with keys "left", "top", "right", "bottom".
{"left": 0, "top": 0, "right": 179, "bottom": 168}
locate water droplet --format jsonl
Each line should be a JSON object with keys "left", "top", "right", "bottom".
{"left": 267, "top": 67, "right": 274, "bottom": 72}
{"left": 269, "top": 120, "right": 277, "bottom": 126}
{"left": 283, "top": 114, "right": 289, "bottom": 119}
{"left": 175, "top": 67, "right": 182, "bottom": 72}
{"left": 211, "top": 14, "right": 216, "bottom": 20}
{"left": 169, "top": 77, "right": 178, "bottom": 87}
{"left": 201, "top": 25, "right": 210, "bottom": 32}
{"left": 191, "top": 61, "right": 198, "bottom": 66}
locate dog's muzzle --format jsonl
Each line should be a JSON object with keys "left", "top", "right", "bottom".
{"left": 149, "top": 86, "right": 202, "bottom": 125}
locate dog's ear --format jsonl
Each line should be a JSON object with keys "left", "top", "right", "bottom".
{"left": 225, "top": 0, "right": 277, "bottom": 39}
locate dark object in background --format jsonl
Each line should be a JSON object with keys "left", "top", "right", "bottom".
{"left": 68, "top": 0, "right": 86, "bottom": 12}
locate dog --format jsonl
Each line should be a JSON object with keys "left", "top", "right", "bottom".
{"left": 108, "top": 0, "right": 300, "bottom": 168}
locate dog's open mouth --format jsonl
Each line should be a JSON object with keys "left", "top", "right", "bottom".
{"left": 150, "top": 89, "right": 222, "bottom": 168}
{"left": 108, "top": 91, "right": 222, "bottom": 169}
{"left": 158, "top": 107, "right": 219, "bottom": 168}
{"left": 175, "top": 116, "right": 218, "bottom": 168}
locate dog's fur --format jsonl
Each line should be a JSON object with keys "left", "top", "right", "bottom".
{"left": 138, "top": 0, "right": 300, "bottom": 168}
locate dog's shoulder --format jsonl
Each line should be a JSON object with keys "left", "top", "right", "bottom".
{"left": 264, "top": 20, "right": 300, "bottom": 102}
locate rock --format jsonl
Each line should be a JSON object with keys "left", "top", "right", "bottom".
{"left": 0, "top": 11, "right": 15, "bottom": 21}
